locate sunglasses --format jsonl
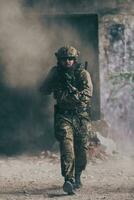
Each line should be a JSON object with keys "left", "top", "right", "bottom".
{"left": 60, "top": 57, "right": 75, "bottom": 61}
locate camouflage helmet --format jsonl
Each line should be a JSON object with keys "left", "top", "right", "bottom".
{"left": 55, "top": 46, "right": 80, "bottom": 59}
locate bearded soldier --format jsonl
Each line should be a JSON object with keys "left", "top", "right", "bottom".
{"left": 40, "top": 46, "right": 93, "bottom": 195}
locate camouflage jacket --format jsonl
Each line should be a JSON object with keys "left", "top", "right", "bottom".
{"left": 40, "top": 63, "right": 93, "bottom": 111}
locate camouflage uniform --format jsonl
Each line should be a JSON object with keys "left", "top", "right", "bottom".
{"left": 40, "top": 46, "right": 93, "bottom": 189}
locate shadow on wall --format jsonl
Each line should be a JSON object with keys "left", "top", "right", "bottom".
{"left": 0, "top": 80, "right": 55, "bottom": 155}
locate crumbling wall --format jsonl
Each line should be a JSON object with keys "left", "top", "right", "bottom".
{"left": 99, "top": 14, "right": 134, "bottom": 151}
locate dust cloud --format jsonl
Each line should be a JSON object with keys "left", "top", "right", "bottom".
{"left": 0, "top": 0, "right": 47, "bottom": 88}
{"left": 0, "top": 0, "right": 97, "bottom": 154}
{"left": 0, "top": 0, "right": 94, "bottom": 90}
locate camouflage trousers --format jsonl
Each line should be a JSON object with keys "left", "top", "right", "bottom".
{"left": 54, "top": 110, "right": 90, "bottom": 181}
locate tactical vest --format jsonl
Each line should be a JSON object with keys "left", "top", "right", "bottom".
{"left": 53, "top": 63, "right": 85, "bottom": 101}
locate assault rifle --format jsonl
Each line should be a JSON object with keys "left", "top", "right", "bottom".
{"left": 64, "top": 61, "right": 88, "bottom": 103}
{"left": 64, "top": 73, "right": 80, "bottom": 102}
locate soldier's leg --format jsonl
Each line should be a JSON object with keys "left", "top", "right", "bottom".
{"left": 74, "top": 119, "right": 89, "bottom": 188}
{"left": 59, "top": 129, "right": 75, "bottom": 181}
{"left": 60, "top": 133, "right": 76, "bottom": 195}
{"left": 55, "top": 116, "right": 75, "bottom": 181}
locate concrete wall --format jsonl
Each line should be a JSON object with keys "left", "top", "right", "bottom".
{"left": 99, "top": 14, "right": 134, "bottom": 147}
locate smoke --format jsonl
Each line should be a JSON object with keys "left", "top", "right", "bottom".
{"left": 0, "top": 0, "right": 98, "bottom": 154}
{"left": 0, "top": 0, "right": 56, "bottom": 153}
{"left": 0, "top": 0, "right": 96, "bottom": 90}
{"left": 0, "top": 0, "right": 53, "bottom": 88}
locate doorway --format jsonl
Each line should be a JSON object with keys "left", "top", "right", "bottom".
{"left": 42, "top": 14, "right": 100, "bottom": 120}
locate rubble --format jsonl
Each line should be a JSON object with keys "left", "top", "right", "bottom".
{"left": 91, "top": 119, "right": 110, "bottom": 137}
{"left": 88, "top": 119, "right": 117, "bottom": 161}
{"left": 39, "top": 150, "right": 59, "bottom": 160}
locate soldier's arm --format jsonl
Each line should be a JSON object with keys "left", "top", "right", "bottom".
{"left": 78, "top": 69, "right": 93, "bottom": 104}
{"left": 39, "top": 67, "right": 56, "bottom": 95}
{"left": 64, "top": 69, "right": 93, "bottom": 105}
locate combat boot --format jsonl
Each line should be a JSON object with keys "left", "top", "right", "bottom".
{"left": 75, "top": 173, "right": 82, "bottom": 189}
{"left": 63, "top": 178, "right": 75, "bottom": 195}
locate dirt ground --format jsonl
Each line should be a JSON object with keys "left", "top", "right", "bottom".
{"left": 0, "top": 153, "right": 134, "bottom": 200}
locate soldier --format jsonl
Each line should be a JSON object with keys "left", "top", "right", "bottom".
{"left": 40, "top": 46, "right": 93, "bottom": 195}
